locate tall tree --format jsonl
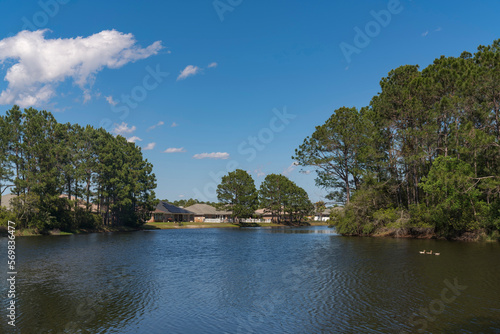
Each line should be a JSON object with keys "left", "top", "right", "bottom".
{"left": 293, "top": 106, "right": 368, "bottom": 204}
{"left": 0, "top": 115, "right": 14, "bottom": 206}
{"left": 259, "top": 173, "right": 290, "bottom": 223}
{"left": 217, "top": 169, "right": 258, "bottom": 222}
{"left": 283, "top": 181, "right": 314, "bottom": 223}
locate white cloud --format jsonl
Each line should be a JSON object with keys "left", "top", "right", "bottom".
{"left": 208, "top": 62, "right": 218, "bottom": 68}
{"left": 147, "top": 121, "right": 164, "bottom": 131}
{"left": 254, "top": 168, "right": 265, "bottom": 177}
{"left": 143, "top": 142, "right": 156, "bottom": 150}
{"left": 105, "top": 95, "right": 118, "bottom": 106}
{"left": 435, "top": 27, "right": 442, "bottom": 32}
{"left": 171, "top": 122, "right": 178, "bottom": 127}
{"left": 177, "top": 65, "right": 200, "bottom": 80}
{"left": 422, "top": 31, "right": 429, "bottom": 37}
{"left": 127, "top": 136, "right": 142, "bottom": 143}
{"left": 178, "top": 194, "right": 185, "bottom": 198}
{"left": 193, "top": 152, "right": 230, "bottom": 160}
{"left": 283, "top": 162, "right": 298, "bottom": 176}
{"left": 300, "top": 170, "right": 312, "bottom": 175}
{"left": 112, "top": 122, "right": 136, "bottom": 135}
{"left": 0, "top": 29, "right": 162, "bottom": 107}
{"left": 164, "top": 147, "right": 186, "bottom": 153}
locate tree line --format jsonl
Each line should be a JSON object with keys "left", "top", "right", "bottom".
{"left": 0, "top": 106, "right": 157, "bottom": 232}
{"left": 294, "top": 39, "right": 500, "bottom": 239}
{"left": 216, "top": 169, "right": 314, "bottom": 224}
{"left": 161, "top": 198, "right": 218, "bottom": 208}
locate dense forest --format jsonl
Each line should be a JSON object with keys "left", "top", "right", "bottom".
{"left": 294, "top": 40, "right": 500, "bottom": 240}
{"left": 0, "top": 106, "right": 157, "bottom": 232}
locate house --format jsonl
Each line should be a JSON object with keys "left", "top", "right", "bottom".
{"left": 150, "top": 201, "right": 194, "bottom": 222}
{"left": 314, "top": 207, "right": 343, "bottom": 221}
{"left": 184, "top": 203, "right": 232, "bottom": 222}
{"left": 0, "top": 194, "right": 17, "bottom": 211}
{"left": 58, "top": 194, "right": 99, "bottom": 212}
{"left": 254, "top": 209, "right": 274, "bottom": 222}
{"left": 1, "top": 193, "right": 101, "bottom": 212}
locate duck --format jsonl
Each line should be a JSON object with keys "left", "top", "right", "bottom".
{"left": 419, "top": 250, "right": 426, "bottom": 254}
{"left": 426, "top": 250, "right": 433, "bottom": 255}
{"left": 434, "top": 252, "right": 440, "bottom": 256}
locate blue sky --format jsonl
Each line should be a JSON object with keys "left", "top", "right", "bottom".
{"left": 0, "top": 0, "right": 499, "bottom": 203}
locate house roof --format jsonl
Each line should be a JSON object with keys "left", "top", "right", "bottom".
{"left": 255, "top": 208, "right": 288, "bottom": 215}
{"left": 155, "top": 201, "right": 194, "bottom": 214}
{"left": 184, "top": 203, "right": 231, "bottom": 215}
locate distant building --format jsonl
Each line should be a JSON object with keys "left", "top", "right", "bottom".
{"left": 0, "top": 194, "right": 17, "bottom": 211}
{"left": 254, "top": 208, "right": 275, "bottom": 222}
{"left": 314, "top": 207, "right": 343, "bottom": 221}
{"left": 58, "top": 194, "right": 99, "bottom": 212}
{"left": 184, "top": 203, "right": 232, "bottom": 222}
{"left": 150, "top": 201, "right": 194, "bottom": 222}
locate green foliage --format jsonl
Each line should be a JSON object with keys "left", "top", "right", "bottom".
{"left": 420, "top": 156, "right": 485, "bottom": 234}
{"left": 298, "top": 39, "right": 500, "bottom": 239}
{"left": 293, "top": 106, "right": 371, "bottom": 204}
{"left": 258, "top": 173, "right": 313, "bottom": 224}
{"left": 0, "top": 106, "right": 157, "bottom": 232}
{"left": 165, "top": 198, "right": 218, "bottom": 208}
{"left": 217, "top": 169, "right": 258, "bottom": 221}
{"left": 0, "top": 207, "right": 17, "bottom": 227}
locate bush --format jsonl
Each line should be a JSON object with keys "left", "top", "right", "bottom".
{"left": 0, "top": 207, "right": 17, "bottom": 227}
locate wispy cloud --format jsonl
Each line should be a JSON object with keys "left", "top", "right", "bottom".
{"left": 422, "top": 27, "right": 442, "bottom": 38}
{"left": 171, "top": 122, "right": 179, "bottom": 127}
{"left": 112, "top": 122, "right": 136, "bottom": 135}
{"left": 254, "top": 168, "right": 265, "bottom": 177}
{"left": 0, "top": 29, "right": 162, "bottom": 107}
{"left": 177, "top": 65, "right": 201, "bottom": 80}
{"left": 143, "top": 142, "right": 156, "bottom": 150}
{"left": 193, "top": 152, "right": 230, "bottom": 160}
{"left": 300, "top": 170, "right": 312, "bottom": 175}
{"left": 105, "top": 95, "right": 118, "bottom": 106}
{"left": 147, "top": 121, "right": 164, "bottom": 131}
{"left": 283, "top": 162, "right": 298, "bottom": 176}
{"left": 208, "top": 62, "right": 218, "bottom": 68}
{"left": 127, "top": 136, "right": 142, "bottom": 143}
{"left": 164, "top": 147, "right": 186, "bottom": 153}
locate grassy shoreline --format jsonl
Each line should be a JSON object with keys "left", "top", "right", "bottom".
{"left": 330, "top": 225, "right": 500, "bottom": 242}
{"left": 144, "top": 221, "right": 328, "bottom": 230}
{"left": 2, "top": 221, "right": 329, "bottom": 236}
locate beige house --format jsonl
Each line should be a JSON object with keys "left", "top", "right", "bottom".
{"left": 254, "top": 208, "right": 275, "bottom": 222}
{"left": 314, "top": 207, "right": 343, "bottom": 221}
{"left": 0, "top": 194, "right": 17, "bottom": 211}
{"left": 184, "top": 203, "right": 232, "bottom": 222}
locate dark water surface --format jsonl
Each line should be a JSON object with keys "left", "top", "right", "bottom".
{"left": 1, "top": 226, "right": 499, "bottom": 333}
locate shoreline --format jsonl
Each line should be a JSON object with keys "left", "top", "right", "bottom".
{"left": 143, "top": 221, "right": 329, "bottom": 230}
{"left": 3, "top": 221, "right": 329, "bottom": 237}
{"left": 332, "top": 226, "right": 500, "bottom": 242}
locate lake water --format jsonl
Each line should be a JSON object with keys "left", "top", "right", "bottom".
{"left": 1, "top": 226, "right": 499, "bottom": 333}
